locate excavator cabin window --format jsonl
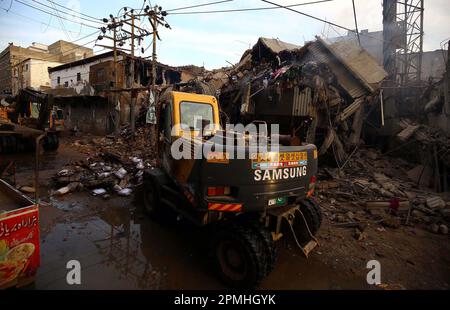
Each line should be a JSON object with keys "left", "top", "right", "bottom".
{"left": 179, "top": 101, "right": 213, "bottom": 131}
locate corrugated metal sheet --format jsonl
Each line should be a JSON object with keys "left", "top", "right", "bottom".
{"left": 307, "top": 42, "right": 368, "bottom": 99}
{"left": 292, "top": 86, "right": 312, "bottom": 116}
{"left": 325, "top": 40, "right": 387, "bottom": 90}
{"left": 338, "top": 97, "right": 364, "bottom": 121}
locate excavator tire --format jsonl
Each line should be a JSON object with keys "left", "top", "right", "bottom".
{"left": 292, "top": 199, "right": 322, "bottom": 244}
{"left": 2, "top": 136, "right": 16, "bottom": 154}
{"left": 210, "top": 221, "right": 268, "bottom": 288}
{"left": 42, "top": 135, "right": 52, "bottom": 151}
{"left": 244, "top": 219, "right": 277, "bottom": 277}
{"left": 42, "top": 134, "right": 59, "bottom": 151}
{"left": 52, "top": 134, "right": 60, "bottom": 150}
{"left": 302, "top": 198, "right": 322, "bottom": 228}
{"left": 142, "top": 177, "right": 161, "bottom": 217}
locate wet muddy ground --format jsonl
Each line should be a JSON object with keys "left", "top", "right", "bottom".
{"left": 2, "top": 138, "right": 449, "bottom": 290}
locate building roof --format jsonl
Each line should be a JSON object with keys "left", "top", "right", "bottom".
{"left": 323, "top": 38, "right": 387, "bottom": 90}
{"left": 310, "top": 37, "right": 387, "bottom": 95}
{"left": 21, "top": 57, "right": 62, "bottom": 63}
{"left": 48, "top": 51, "right": 115, "bottom": 73}
{"left": 257, "top": 37, "right": 301, "bottom": 54}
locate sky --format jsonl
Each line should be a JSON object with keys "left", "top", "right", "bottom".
{"left": 0, "top": 0, "right": 449, "bottom": 69}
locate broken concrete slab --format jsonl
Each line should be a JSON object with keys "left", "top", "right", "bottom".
{"left": 426, "top": 196, "right": 446, "bottom": 209}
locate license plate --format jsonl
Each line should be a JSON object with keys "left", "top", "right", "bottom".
{"left": 251, "top": 152, "right": 308, "bottom": 169}
{"left": 268, "top": 197, "right": 286, "bottom": 206}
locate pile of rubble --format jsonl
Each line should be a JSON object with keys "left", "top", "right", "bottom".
{"left": 181, "top": 37, "right": 387, "bottom": 167}
{"left": 395, "top": 119, "right": 450, "bottom": 192}
{"left": 316, "top": 147, "right": 450, "bottom": 238}
{"left": 52, "top": 129, "right": 155, "bottom": 199}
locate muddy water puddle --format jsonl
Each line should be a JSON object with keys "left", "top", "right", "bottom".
{"left": 35, "top": 192, "right": 368, "bottom": 290}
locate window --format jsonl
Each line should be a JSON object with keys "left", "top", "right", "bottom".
{"left": 56, "top": 109, "right": 64, "bottom": 120}
{"left": 25, "top": 64, "right": 28, "bottom": 71}
{"left": 64, "top": 81, "right": 69, "bottom": 87}
{"left": 180, "top": 101, "right": 214, "bottom": 130}
{"left": 77, "top": 72, "right": 81, "bottom": 81}
{"left": 57, "top": 77, "right": 61, "bottom": 85}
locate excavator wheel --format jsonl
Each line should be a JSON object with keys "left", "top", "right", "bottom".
{"left": 292, "top": 199, "right": 322, "bottom": 244}
{"left": 302, "top": 198, "right": 322, "bottom": 228}
{"left": 142, "top": 178, "right": 161, "bottom": 217}
{"left": 42, "top": 135, "right": 52, "bottom": 151}
{"left": 243, "top": 218, "right": 278, "bottom": 277}
{"left": 210, "top": 221, "right": 268, "bottom": 288}
{"left": 52, "top": 134, "right": 60, "bottom": 150}
{"left": 2, "top": 136, "right": 16, "bottom": 154}
{"left": 42, "top": 134, "right": 59, "bottom": 151}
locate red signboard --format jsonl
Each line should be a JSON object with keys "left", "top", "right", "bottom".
{"left": 0, "top": 205, "right": 40, "bottom": 289}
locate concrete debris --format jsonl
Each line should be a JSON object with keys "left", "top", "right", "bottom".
{"left": 353, "top": 228, "right": 366, "bottom": 241}
{"left": 57, "top": 169, "right": 70, "bottom": 177}
{"left": 317, "top": 146, "right": 450, "bottom": 233}
{"left": 54, "top": 182, "right": 82, "bottom": 196}
{"left": 426, "top": 196, "right": 446, "bottom": 209}
{"left": 52, "top": 130, "right": 154, "bottom": 198}
{"left": 118, "top": 188, "right": 132, "bottom": 197}
{"left": 19, "top": 186, "right": 36, "bottom": 194}
{"left": 114, "top": 168, "right": 128, "bottom": 179}
{"left": 439, "top": 224, "right": 448, "bottom": 235}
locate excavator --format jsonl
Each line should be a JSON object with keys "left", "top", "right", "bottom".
{"left": 0, "top": 88, "right": 63, "bottom": 154}
{"left": 140, "top": 91, "right": 322, "bottom": 288}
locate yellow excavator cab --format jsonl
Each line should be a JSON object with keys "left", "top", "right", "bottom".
{"left": 49, "top": 107, "right": 65, "bottom": 131}
{"left": 170, "top": 91, "right": 221, "bottom": 138}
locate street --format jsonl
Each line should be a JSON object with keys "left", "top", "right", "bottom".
{"left": 4, "top": 136, "right": 448, "bottom": 290}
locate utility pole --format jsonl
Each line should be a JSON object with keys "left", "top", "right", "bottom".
{"left": 129, "top": 12, "right": 136, "bottom": 135}
{"left": 113, "top": 25, "right": 120, "bottom": 136}
{"left": 151, "top": 8, "right": 157, "bottom": 91}
{"left": 98, "top": 3, "right": 170, "bottom": 138}
{"left": 149, "top": 7, "right": 159, "bottom": 155}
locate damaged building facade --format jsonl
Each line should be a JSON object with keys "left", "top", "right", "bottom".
{"left": 45, "top": 51, "right": 182, "bottom": 135}
{"left": 0, "top": 40, "right": 93, "bottom": 95}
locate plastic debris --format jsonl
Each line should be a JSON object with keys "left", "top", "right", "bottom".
{"left": 92, "top": 188, "right": 107, "bottom": 196}
{"left": 114, "top": 168, "right": 128, "bottom": 179}
{"left": 118, "top": 188, "right": 132, "bottom": 196}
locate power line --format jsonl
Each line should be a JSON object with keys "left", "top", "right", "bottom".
{"left": 260, "top": 0, "right": 385, "bottom": 44}
{"left": 47, "top": 0, "right": 71, "bottom": 40}
{"left": 14, "top": 0, "right": 100, "bottom": 29}
{"left": 0, "top": 7, "right": 91, "bottom": 36}
{"left": 30, "top": 0, "right": 103, "bottom": 24}
{"left": 167, "top": 0, "right": 333, "bottom": 15}
{"left": 42, "top": 0, "right": 102, "bottom": 22}
{"left": 351, "top": 0, "right": 361, "bottom": 46}
{"left": 166, "top": 0, "right": 233, "bottom": 12}
{"left": 260, "top": 0, "right": 354, "bottom": 34}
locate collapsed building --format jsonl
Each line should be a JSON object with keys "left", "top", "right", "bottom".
{"left": 177, "top": 36, "right": 448, "bottom": 192}
{"left": 188, "top": 37, "right": 387, "bottom": 166}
